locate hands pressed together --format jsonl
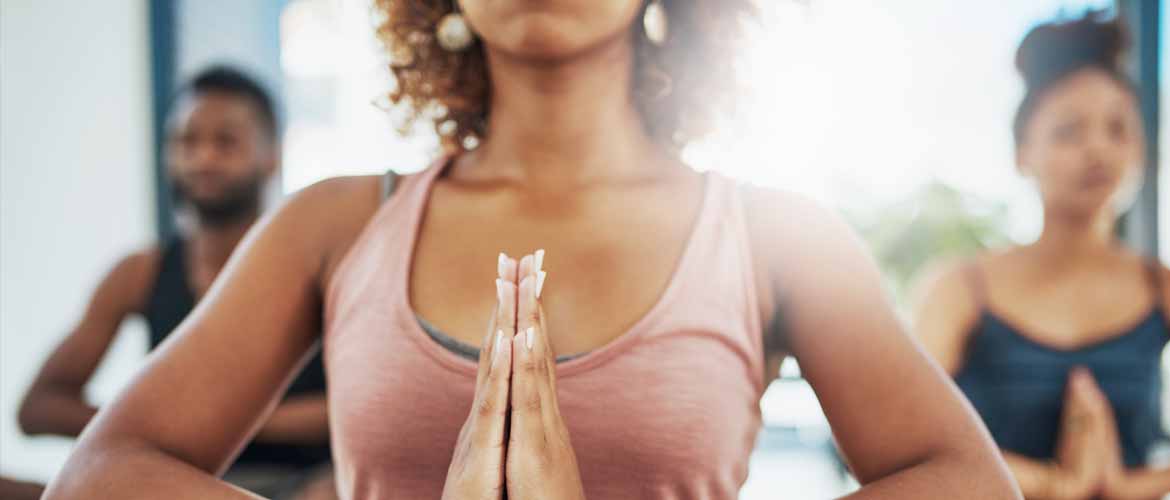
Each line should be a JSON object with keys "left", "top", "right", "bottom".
{"left": 1048, "top": 367, "right": 1151, "bottom": 500}
{"left": 441, "top": 250, "right": 587, "bottom": 500}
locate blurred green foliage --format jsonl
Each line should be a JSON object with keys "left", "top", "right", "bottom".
{"left": 842, "top": 182, "right": 1014, "bottom": 307}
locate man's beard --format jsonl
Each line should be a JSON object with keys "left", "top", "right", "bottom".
{"left": 171, "top": 168, "right": 266, "bottom": 227}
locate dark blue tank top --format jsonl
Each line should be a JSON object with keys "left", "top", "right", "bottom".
{"left": 142, "top": 238, "right": 331, "bottom": 468}
{"left": 954, "top": 260, "right": 1168, "bottom": 467}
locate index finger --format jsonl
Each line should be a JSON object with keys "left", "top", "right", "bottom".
{"left": 499, "top": 252, "right": 518, "bottom": 283}
{"left": 476, "top": 269, "right": 517, "bottom": 386}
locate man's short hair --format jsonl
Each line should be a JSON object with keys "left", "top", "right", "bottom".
{"left": 172, "top": 65, "right": 279, "bottom": 140}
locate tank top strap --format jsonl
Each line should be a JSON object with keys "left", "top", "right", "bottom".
{"left": 1142, "top": 256, "right": 1167, "bottom": 322}
{"left": 155, "top": 237, "right": 186, "bottom": 288}
{"left": 383, "top": 153, "right": 456, "bottom": 205}
{"left": 143, "top": 237, "right": 196, "bottom": 349}
{"left": 964, "top": 258, "right": 989, "bottom": 313}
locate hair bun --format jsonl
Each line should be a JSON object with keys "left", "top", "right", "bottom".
{"left": 1015, "top": 10, "right": 1129, "bottom": 90}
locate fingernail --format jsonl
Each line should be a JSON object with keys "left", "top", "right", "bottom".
{"left": 534, "top": 249, "right": 545, "bottom": 274}
{"left": 496, "top": 279, "right": 505, "bottom": 304}
{"left": 536, "top": 270, "right": 546, "bottom": 299}
{"left": 498, "top": 252, "right": 508, "bottom": 278}
{"left": 526, "top": 327, "right": 535, "bottom": 350}
{"left": 493, "top": 330, "right": 503, "bottom": 364}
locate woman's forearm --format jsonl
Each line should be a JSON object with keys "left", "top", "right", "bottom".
{"left": 1001, "top": 451, "right": 1081, "bottom": 500}
{"left": 1111, "top": 467, "right": 1170, "bottom": 500}
{"left": 17, "top": 388, "right": 97, "bottom": 437}
{"left": 839, "top": 449, "right": 1022, "bottom": 500}
{"left": 45, "top": 440, "right": 262, "bottom": 500}
{"left": 252, "top": 394, "right": 329, "bottom": 445}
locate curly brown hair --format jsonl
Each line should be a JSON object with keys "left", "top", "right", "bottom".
{"left": 373, "top": 0, "right": 756, "bottom": 152}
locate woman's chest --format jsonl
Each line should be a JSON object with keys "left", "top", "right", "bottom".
{"left": 326, "top": 329, "right": 764, "bottom": 494}
{"left": 987, "top": 265, "right": 1158, "bottom": 347}
{"left": 408, "top": 184, "right": 704, "bottom": 356}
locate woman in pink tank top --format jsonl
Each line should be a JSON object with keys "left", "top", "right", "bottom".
{"left": 48, "top": 1, "right": 1019, "bottom": 499}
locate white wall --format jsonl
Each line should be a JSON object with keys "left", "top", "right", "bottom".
{"left": 0, "top": 0, "right": 154, "bottom": 483}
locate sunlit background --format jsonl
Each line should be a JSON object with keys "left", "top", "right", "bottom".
{"left": 1, "top": 0, "right": 1166, "bottom": 497}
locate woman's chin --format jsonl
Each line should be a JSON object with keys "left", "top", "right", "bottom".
{"left": 492, "top": 30, "right": 583, "bottom": 58}
{"left": 484, "top": 13, "right": 628, "bottom": 62}
{"left": 1051, "top": 195, "right": 1119, "bottom": 219}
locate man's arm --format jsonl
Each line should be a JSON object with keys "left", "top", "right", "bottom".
{"left": 18, "top": 250, "right": 156, "bottom": 437}
{"left": 43, "top": 176, "right": 379, "bottom": 499}
{"left": 0, "top": 476, "right": 46, "bottom": 500}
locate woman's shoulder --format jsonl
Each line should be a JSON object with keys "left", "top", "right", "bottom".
{"left": 738, "top": 185, "right": 851, "bottom": 260}
{"left": 738, "top": 185, "right": 898, "bottom": 288}
{"left": 276, "top": 174, "right": 384, "bottom": 234}
{"left": 909, "top": 255, "right": 983, "bottom": 322}
{"left": 1158, "top": 261, "right": 1170, "bottom": 315}
{"left": 1138, "top": 251, "right": 1170, "bottom": 313}
{"left": 263, "top": 174, "right": 386, "bottom": 284}
{"left": 737, "top": 185, "right": 893, "bottom": 311}
{"left": 914, "top": 249, "right": 1011, "bottom": 300}
{"left": 738, "top": 185, "right": 837, "bottom": 293}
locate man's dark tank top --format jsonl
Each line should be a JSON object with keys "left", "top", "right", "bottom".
{"left": 954, "top": 259, "right": 1168, "bottom": 467}
{"left": 142, "top": 238, "right": 330, "bottom": 467}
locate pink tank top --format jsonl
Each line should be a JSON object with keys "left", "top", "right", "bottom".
{"left": 324, "top": 159, "right": 767, "bottom": 499}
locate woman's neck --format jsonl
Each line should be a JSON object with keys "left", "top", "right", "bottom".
{"left": 467, "top": 34, "right": 667, "bottom": 187}
{"left": 1026, "top": 206, "right": 1120, "bottom": 266}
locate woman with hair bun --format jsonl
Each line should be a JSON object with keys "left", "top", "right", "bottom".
{"left": 914, "top": 10, "right": 1170, "bottom": 500}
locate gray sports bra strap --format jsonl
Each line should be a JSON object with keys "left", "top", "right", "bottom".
{"left": 381, "top": 169, "right": 399, "bottom": 203}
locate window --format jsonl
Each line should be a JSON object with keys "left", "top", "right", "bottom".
{"left": 1161, "top": 0, "right": 1168, "bottom": 264}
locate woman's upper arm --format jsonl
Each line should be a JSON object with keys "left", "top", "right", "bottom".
{"left": 908, "top": 260, "right": 980, "bottom": 375}
{"left": 750, "top": 191, "right": 997, "bottom": 484}
{"left": 72, "top": 176, "right": 373, "bottom": 474}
